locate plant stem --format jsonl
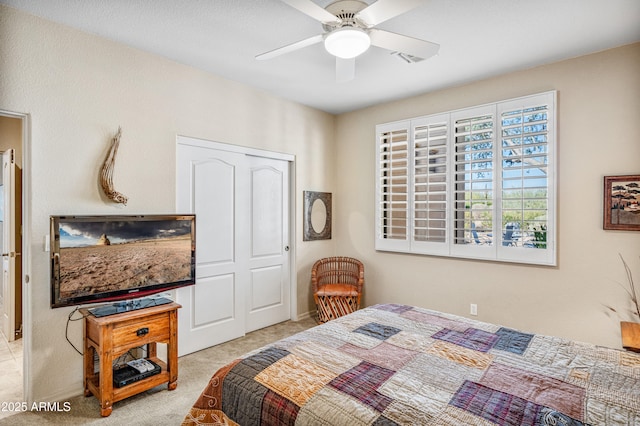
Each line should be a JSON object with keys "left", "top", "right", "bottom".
{"left": 620, "top": 254, "right": 640, "bottom": 319}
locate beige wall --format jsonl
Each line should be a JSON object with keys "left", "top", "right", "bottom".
{"left": 0, "top": 5, "right": 335, "bottom": 402}
{"left": 334, "top": 42, "right": 640, "bottom": 349}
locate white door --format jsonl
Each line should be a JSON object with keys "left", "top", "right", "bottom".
{"left": 1, "top": 149, "right": 19, "bottom": 342}
{"left": 176, "top": 141, "right": 291, "bottom": 356}
{"left": 246, "top": 155, "right": 290, "bottom": 332}
{"left": 176, "top": 145, "right": 248, "bottom": 356}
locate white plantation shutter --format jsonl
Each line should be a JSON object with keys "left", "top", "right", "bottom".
{"left": 450, "top": 106, "right": 496, "bottom": 259}
{"left": 497, "top": 92, "right": 555, "bottom": 264}
{"left": 376, "top": 122, "right": 410, "bottom": 251}
{"left": 411, "top": 114, "right": 450, "bottom": 254}
{"left": 375, "top": 91, "right": 556, "bottom": 265}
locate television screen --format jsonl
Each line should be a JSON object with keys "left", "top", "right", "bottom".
{"left": 50, "top": 214, "right": 195, "bottom": 308}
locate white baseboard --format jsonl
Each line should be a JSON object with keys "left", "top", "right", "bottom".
{"left": 295, "top": 310, "right": 314, "bottom": 321}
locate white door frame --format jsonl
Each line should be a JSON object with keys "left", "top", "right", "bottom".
{"left": 176, "top": 135, "right": 298, "bottom": 322}
{"left": 0, "top": 109, "right": 30, "bottom": 403}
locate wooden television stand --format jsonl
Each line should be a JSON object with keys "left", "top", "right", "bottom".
{"left": 81, "top": 302, "right": 181, "bottom": 417}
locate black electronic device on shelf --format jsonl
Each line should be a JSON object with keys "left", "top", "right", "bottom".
{"left": 112, "top": 359, "right": 161, "bottom": 388}
{"left": 88, "top": 296, "right": 172, "bottom": 318}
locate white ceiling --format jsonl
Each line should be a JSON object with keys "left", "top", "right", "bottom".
{"left": 2, "top": 0, "right": 639, "bottom": 114}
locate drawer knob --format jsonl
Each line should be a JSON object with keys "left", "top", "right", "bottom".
{"left": 136, "top": 327, "right": 149, "bottom": 337}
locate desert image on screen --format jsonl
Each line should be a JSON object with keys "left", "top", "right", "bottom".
{"left": 57, "top": 220, "right": 193, "bottom": 299}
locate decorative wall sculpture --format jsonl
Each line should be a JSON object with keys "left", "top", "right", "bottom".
{"left": 100, "top": 127, "right": 128, "bottom": 205}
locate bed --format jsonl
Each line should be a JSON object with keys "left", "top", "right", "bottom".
{"left": 182, "top": 304, "right": 640, "bottom": 425}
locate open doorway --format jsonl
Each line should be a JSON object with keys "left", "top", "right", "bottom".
{"left": 0, "top": 114, "right": 24, "bottom": 412}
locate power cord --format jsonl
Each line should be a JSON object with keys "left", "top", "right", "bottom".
{"left": 66, "top": 307, "right": 88, "bottom": 355}
{"left": 66, "top": 307, "right": 151, "bottom": 361}
{"left": 114, "top": 347, "right": 148, "bottom": 368}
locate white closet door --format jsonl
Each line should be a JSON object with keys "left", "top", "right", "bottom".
{"left": 176, "top": 144, "right": 248, "bottom": 356}
{"left": 176, "top": 141, "right": 291, "bottom": 356}
{"left": 245, "top": 155, "right": 290, "bottom": 332}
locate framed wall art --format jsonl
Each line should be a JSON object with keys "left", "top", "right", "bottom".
{"left": 604, "top": 174, "right": 640, "bottom": 231}
{"left": 303, "top": 191, "right": 331, "bottom": 241}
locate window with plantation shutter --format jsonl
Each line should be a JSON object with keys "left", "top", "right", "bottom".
{"left": 375, "top": 91, "right": 556, "bottom": 265}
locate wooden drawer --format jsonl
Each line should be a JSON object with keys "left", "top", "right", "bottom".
{"left": 111, "top": 312, "right": 170, "bottom": 349}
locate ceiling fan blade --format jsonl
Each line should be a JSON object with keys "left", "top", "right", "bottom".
{"left": 280, "top": 0, "right": 340, "bottom": 24}
{"left": 356, "top": 0, "right": 427, "bottom": 26}
{"left": 369, "top": 28, "right": 439, "bottom": 60}
{"left": 256, "top": 34, "right": 324, "bottom": 60}
{"left": 336, "top": 57, "right": 355, "bottom": 83}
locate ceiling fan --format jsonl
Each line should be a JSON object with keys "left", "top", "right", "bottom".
{"left": 256, "top": 0, "right": 440, "bottom": 82}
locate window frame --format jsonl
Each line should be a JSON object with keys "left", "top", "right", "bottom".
{"left": 375, "top": 91, "right": 557, "bottom": 266}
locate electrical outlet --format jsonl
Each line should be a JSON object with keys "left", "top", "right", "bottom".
{"left": 470, "top": 303, "right": 478, "bottom": 316}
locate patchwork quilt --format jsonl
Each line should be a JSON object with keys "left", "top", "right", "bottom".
{"left": 182, "top": 304, "right": 640, "bottom": 425}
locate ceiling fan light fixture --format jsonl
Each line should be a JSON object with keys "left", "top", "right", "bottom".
{"left": 324, "top": 27, "right": 371, "bottom": 59}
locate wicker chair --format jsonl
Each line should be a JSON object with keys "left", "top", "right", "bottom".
{"left": 312, "top": 257, "right": 364, "bottom": 323}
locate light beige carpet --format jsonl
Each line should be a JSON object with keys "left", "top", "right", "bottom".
{"left": 0, "top": 317, "right": 317, "bottom": 425}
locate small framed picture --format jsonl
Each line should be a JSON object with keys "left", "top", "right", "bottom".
{"left": 603, "top": 174, "right": 640, "bottom": 231}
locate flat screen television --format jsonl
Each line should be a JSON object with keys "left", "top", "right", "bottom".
{"left": 50, "top": 214, "right": 196, "bottom": 308}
